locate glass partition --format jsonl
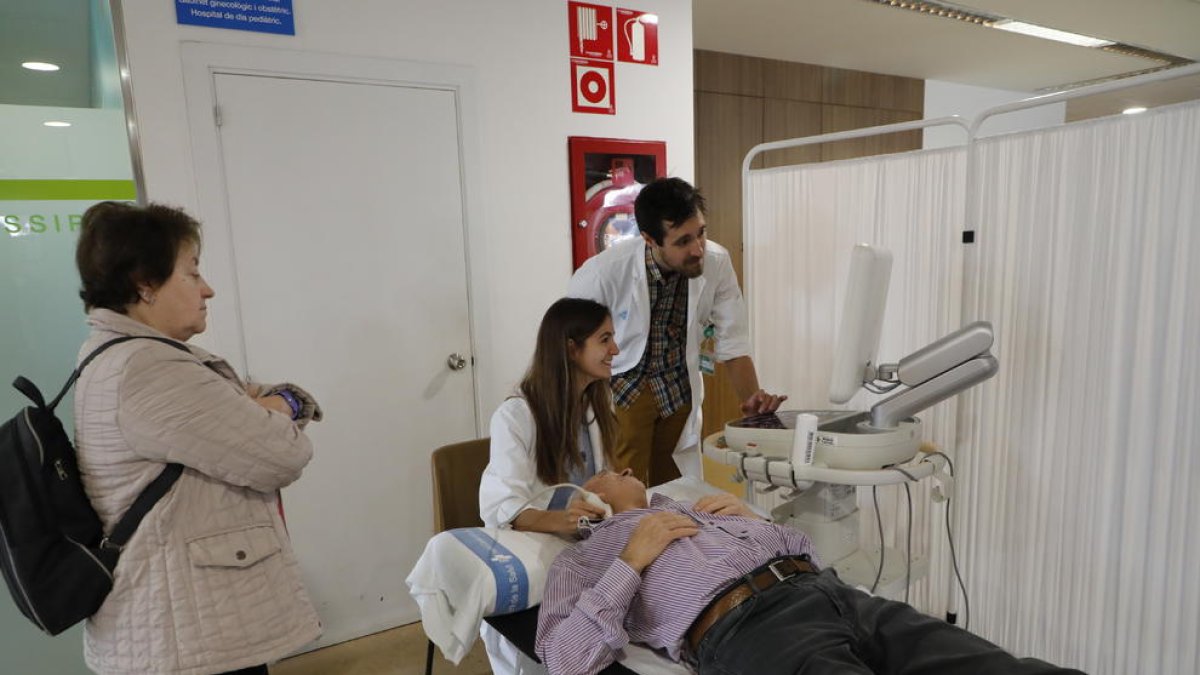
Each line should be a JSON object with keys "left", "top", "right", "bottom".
{"left": 1, "top": 1, "right": 136, "bottom": 670}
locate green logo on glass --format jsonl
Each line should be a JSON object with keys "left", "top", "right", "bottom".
{"left": 3, "top": 212, "right": 84, "bottom": 235}
{"left": 1, "top": 180, "right": 137, "bottom": 238}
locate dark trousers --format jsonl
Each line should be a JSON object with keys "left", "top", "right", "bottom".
{"left": 218, "top": 667, "right": 268, "bottom": 675}
{"left": 694, "top": 569, "right": 1087, "bottom": 675}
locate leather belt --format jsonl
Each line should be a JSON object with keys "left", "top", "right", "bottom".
{"left": 685, "top": 555, "right": 818, "bottom": 653}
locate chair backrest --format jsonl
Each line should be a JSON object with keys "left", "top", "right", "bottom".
{"left": 430, "top": 437, "right": 491, "bottom": 532}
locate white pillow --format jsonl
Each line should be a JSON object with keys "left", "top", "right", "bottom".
{"left": 406, "top": 527, "right": 570, "bottom": 664}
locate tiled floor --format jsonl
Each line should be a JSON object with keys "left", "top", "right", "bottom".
{"left": 271, "top": 622, "right": 492, "bottom": 675}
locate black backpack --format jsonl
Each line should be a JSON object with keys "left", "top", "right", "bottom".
{"left": 0, "top": 336, "right": 186, "bottom": 635}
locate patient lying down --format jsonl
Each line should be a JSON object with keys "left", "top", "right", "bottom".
{"left": 536, "top": 470, "right": 1086, "bottom": 675}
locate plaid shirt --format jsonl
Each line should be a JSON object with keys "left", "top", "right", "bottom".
{"left": 611, "top": 246, "right": 691, "bottom": 417}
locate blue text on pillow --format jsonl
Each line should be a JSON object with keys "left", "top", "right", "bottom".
{"left": 451, "top": 528, "right": 530, "bottom": 614}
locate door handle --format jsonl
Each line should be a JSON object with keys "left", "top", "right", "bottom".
{"left": 447, "top": 353, "right": 468, "bottom": 371}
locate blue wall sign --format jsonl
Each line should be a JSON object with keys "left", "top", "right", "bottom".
{"left": 175, "top": 0, "right": 295, "bottom": 36}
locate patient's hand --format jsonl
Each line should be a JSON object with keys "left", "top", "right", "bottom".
{"left": 619, "top": 512, "right": 699, "bottom": 574}
{"left": 694, "top": 493, "right": 761, "bottom": 520}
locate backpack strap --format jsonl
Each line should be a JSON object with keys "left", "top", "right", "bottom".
{"left": 12, "top": 376, "right": 47, "bottom": 409}
{"left": 50, "top": 335, "right": 192, "bottom": 552}
{"left": 46, "top": 335, "right": 191, "bottom": 411}
{"left": 100, "top": 462, "right": 185, "bottom": 552}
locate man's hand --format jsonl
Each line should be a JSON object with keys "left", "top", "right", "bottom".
{"left": 619, "top": 512, "right": 699, "bottom": 574}
{"left": 740, "top": 389, "right": 787, "bottom": 415}
{"left": 693, "top": 492, "right": 761, "bottom": 520}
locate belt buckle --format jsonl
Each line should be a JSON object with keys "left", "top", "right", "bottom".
{"left": 767, "top": 559, "right": 796, "bottom": 582}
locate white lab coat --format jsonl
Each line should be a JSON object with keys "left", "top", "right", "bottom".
{"left": 479, "top": 397, "right": 608, "bottom": 528}
{"left": 567, "top": 237, "right": 751, "bottom": 477}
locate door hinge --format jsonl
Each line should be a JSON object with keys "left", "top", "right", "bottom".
{"left": 214, "top": 105, "right": 223, "bottom": 127}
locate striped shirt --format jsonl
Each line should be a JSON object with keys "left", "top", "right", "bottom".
{"left": 535, "top": 494, "right": 817, "bottom": 675}
{"left": 610, "top": 246, "right": 691, "bottom": 417}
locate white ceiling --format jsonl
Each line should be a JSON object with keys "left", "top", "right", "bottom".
{"left": 693, "top": 0, "right": 1200, "bottom": 114}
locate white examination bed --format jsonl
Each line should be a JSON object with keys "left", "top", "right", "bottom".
{"left": 406, "top": 477, "right": 740, "bottom": 675}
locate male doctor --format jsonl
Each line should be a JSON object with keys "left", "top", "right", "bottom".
{"left": 568, "top": 177, "right": 785, "bottom": 486}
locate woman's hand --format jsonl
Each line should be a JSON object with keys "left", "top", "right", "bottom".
{"left": 567, "top": 495, "right": 608, "bottom": 522}
{"left": 693, "top": 492, "right": 761, "bottom": 519}
{"left": 253, "top": 394, "right": 292, "bottom": 415}
{"left": 512, "top": 508, "right": 596, "bottom": 536}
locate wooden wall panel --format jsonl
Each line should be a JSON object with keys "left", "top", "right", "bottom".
{"left": 694, "top": 86, "right": 763, "bottom": 492}
{"left": 762, "top": 99, "right": 823, "bottom": 169}
{"left": 694, "top": 50, "right": 763, "bottom": 97}
{"left": 763, "top": 58, "right": 823, "bottom": 103}
{"left": 820, "top": 106, "right": 922, "bottom": 161}
{"left": 694, "top": 91, "right": 763, "bottom": 283}
{"left": 823, "top": 66, "right": 925, "bottom": 112}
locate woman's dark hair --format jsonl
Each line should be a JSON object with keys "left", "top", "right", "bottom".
{"left": 519, "top": 298, "right": 618, "bottom": 485}
{"left": 76, "top": 201, "right": 202, "bottom": 312}
{"left": 634, "top": 177, "right": 707, "bottom": 246}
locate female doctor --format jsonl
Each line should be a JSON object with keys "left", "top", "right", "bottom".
{"left": 479, "top": 298, "right": 620, "bottom": 534}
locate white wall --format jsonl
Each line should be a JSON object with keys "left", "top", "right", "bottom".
{"left": 923, "top": 80, "right": 1066, "bottom": 148}
{"left": 116, "top": 0, "right": 695, "bottom": 426}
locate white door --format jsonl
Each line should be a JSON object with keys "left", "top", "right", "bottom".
{"left": 212, "top": 72, "right": 476, "bottom": 647}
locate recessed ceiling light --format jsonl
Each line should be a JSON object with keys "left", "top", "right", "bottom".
{"left": 43, "top": 121, "right": 72, "bottom": 127}
{"left": 1122, "top": 106, "right": 1148, "bottom": 115}
{"left": 992, "top": 20, "right": 1115, "bottom": 48}
{"left": 22, "top": 61, "right": 60, "bottom": 72}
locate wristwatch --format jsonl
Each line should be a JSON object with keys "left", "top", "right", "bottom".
{"left": 276, "top": 389, "right": 303, "bottom": 420}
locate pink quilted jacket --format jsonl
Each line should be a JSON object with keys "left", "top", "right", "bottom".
{"left": 74, "top": 310, "right": 321, "bottom": 674}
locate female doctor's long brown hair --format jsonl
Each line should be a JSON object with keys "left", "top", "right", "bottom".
{"left": 519, "top": 298, "right": 617, "bottom": 485}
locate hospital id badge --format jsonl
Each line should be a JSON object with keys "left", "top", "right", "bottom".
{"left": 699, "top": 324, "right": 716, "bottom": 375}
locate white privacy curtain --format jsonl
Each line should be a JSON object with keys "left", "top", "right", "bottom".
{"left": 745, "top": 146, "right": 966, "bottom": 613}
{"left": 745, "top": 100, "right": 1199, "bottom": 673}
{"left": 962, "top": 101, "right": 1200, "bottom": 674}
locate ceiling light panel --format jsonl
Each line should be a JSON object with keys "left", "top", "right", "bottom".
{"left": 864, "top": 0, "right": 1192, "bottom": 67}
{"left": 992, "top": 20, "right": 1114, "bottom": 49}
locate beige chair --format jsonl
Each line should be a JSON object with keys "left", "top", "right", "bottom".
{"left": 425, "top": 437, "right": 491, "bottom": 675}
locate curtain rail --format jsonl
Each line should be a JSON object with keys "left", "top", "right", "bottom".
{"left": 970, "top": 62, "right": 1200, "bottom": 138}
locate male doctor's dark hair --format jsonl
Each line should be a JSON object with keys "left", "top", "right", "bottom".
{"left": 634, "top": 177, "right": 708, "bottom": 246}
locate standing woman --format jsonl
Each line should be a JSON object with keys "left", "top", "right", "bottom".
{"left": 73, "top": 201, "right": 321, "bottom": 675}
{"left": 480, "top": 298, "right": 621, "bottom": 533}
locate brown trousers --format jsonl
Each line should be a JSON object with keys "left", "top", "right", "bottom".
{"left": 611, "top": 382, "right": 691, "bottom": 487}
